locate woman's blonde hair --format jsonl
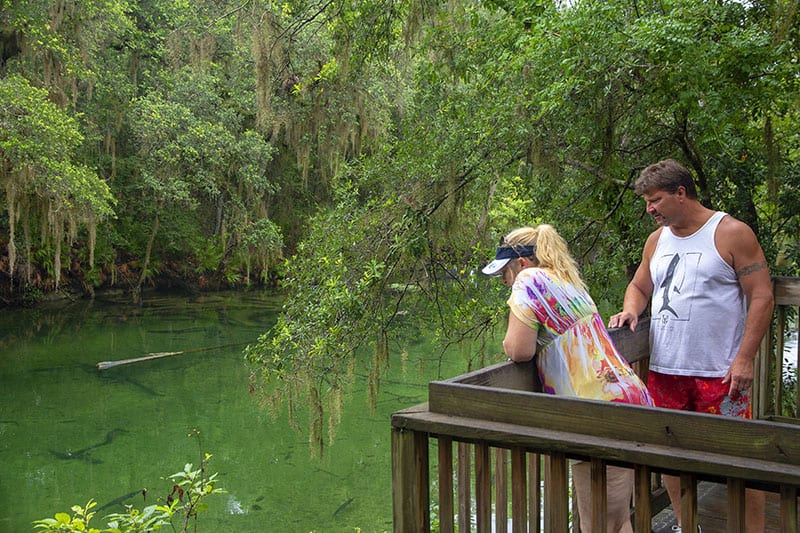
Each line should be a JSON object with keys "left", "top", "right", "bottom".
{"left": 504, "top": 225, "right": 586, "bottom": 290}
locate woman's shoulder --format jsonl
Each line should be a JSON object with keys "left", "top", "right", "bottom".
{"left": 517, "top": 267, "right": 550, "bottom": 282}
{"left": 516, "top": 267, "right": 569, "bottom": 289}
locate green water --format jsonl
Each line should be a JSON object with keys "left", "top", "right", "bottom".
{"left": 0, "top": 291, "right": 468, "bottom": 532}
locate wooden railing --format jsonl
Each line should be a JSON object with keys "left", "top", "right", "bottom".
{"left": 757, "top": 276, "right": 800, "bottom": 420}
{"left": 391, "top": 277, "right": 800, "bottom": 532}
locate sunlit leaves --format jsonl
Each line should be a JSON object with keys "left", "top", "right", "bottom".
{"left": 0, "top": 74, "right": 114, "bottom": 217}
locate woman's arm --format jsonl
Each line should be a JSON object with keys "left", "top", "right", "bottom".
{"left": 503, "top": 311, "right": 538, "bottom": 362}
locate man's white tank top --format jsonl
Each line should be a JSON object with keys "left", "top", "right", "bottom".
{"left": 648, "top": 211, "right": 745, "bottom": 377}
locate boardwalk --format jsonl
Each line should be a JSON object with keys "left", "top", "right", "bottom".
{"left": 651, "top": 482, "right": 797, "bottom": 532}
{"left": 392, "top": 278, "right": 800, "bottom": 532}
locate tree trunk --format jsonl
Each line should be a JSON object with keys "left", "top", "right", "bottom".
{"left": 133, "top": 213, "right": 159, "bottom": 306}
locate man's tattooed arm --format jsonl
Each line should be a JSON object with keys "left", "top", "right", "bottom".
{"left": 736, "top": 261, "right": 769, "bottom": 277}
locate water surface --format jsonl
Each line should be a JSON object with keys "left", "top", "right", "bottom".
{"left": 0, "top": 291, "right": 468, "bottom": 532}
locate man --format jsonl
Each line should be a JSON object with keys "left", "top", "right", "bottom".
{"left": 608, "top": 159, "right": 774, "bottom": 532}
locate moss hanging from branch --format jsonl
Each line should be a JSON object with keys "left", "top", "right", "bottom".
{"left": 5, "top": 176, "right": 19, "bottom": 284}
{"left": 308, "top": 382, "right": 324, "bottom": 459}
{"left": 252, "top": 14, "right": 281, "bottom": 132}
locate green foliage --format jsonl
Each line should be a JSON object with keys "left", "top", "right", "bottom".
{"left": 783, "top": 368, "right": 798, "bottom": 418}
{"left": 33, "top": 451, "right": 224, "bottom": 533}
{"left": 0, "top": 74, "right": 114, "bottom": 216}
{"left": 106, "top": 457, "right": 224, "bottom": 533}
{"left": 33, "top": 501, "right": 102, "bottom": 533}
{"left": 194, "top": 239, "right": 224, "bottom": 274}
{"left": 3, "top": 0, "right": 800, "bottom": 451}
{"left": 245, "top": 0, "right": 800, "bottom": 451}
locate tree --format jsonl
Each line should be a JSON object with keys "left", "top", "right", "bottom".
{"left": 0, "top": 74, "right": 114, "bottom": 290}
{"left": 247, "top": 0, "right": 800, "bottom": 452}
{"left": 127, "top": 65, "right": 283, "bottom": 299}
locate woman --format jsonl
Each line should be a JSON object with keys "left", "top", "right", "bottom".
{"left": 483, "top": 224, "right": 652, "bottom": 533}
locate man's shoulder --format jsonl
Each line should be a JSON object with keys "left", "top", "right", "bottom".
{"left": 642, "top": 227, "right": 663, "bottom": 254}
{"left": 716, "top": 213, "right": 757, "bottom": 239}
{"left": 714, "top": 213, "right": 764, "bottom": 265}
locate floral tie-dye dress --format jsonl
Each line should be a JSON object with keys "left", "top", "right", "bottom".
{"left": 508, "top": 268, "right": 652, "bottom": 406}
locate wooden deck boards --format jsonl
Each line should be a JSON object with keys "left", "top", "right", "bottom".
{"left": 651, "top": 481, "right": 797, "bottom": 532}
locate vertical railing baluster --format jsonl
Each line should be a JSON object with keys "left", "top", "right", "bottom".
{"left": 475, "top": 442, "right": 491, "bottom": 532}
{"left": 679, "top": 473, "right": 698, "bottom": 533}
{"left": 727, "top": 478, "right": 746, "bottom": 532}
{"left": 530, "top": 452, "right": 541, "bottom": 533}
{"left": 634, "top": 465, "right": 651, "bottom": 533}
{"left": 544, "top": 453, "right": 569, "bottom": 532}
{"left": 795, "top": 305, "right": 800, "bottom": 417}
{"left": 780, "top": 485, "right": 798, "bottom": 533}
{"left": 776, "top": 305, "right": 786, "bottom": 417}
{"left": 590, "top": 458, "right": 608, "bottom": 533}
{"left": 511, "top": 447, "right": 528, "bottom": 533}
{"left": 438, "top": 436, "right": 454, "bottom": 533}
{"left": 495, "top": 447, "right": 509, "bottom": 533}
{"left": 458, "top": 442, "right": 471, "bottom": 532}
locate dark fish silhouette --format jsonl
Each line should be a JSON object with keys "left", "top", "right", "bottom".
{"left": 658, "top": 253, "right": 681, "bottom": 317}
{"left": 99, "top": 373, "right": 164, "bottom": 397}
{"left": 50, "top": 428, "right": 129, "bottom": 464}
{"left": 333, "top": 497, "right": 354, "bottom": 517}
{"left": 96, "top": 488, "right": 147, "bottom": 512}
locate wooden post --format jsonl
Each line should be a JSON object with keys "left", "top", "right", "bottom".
{"left": 529, "top": 453, "right": 542, "bottom": 533}
{"left": 391, "top": 427, "right": 430, "bottom": 533}
{"left": 438, "top": 437, "right": 454, "bottom": 533}
{"left": 727, "top": 478, "right": 746, "bottom": 532}
{"left": 495, "top": 448, "right": 509, "bottom": 533}
{"left": 511, "top": 447, "right": 528, "bottom": 533}
{"left": 590, "top": 458, "right": 607, "bottom": 533}
{"left": 544, "top": 453, "right": 569, "bottom": 532}
{"left": 475, "top": 442, "right": 491, "bottom": 532}
{"left": 780, "top": 485, "right": 798, "bottom": 533}
{"left": 680, "top": 474, "right": 698, "bottom": 533}
{"left": 634, "top": 465, "right": 652, "bottom": 533}
{"left": 458, "top": 442, "right": 472, "bottom": 532}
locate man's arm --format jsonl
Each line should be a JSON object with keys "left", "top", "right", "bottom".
{"left": 717, "top": 217, "right": 775, "bottom": 396}
{"left": 609, "top": 230, "right": 660, "bottom": 331}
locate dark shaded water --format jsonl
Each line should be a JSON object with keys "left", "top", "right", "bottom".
{"left": 0, "top": 291, "right": 466, "bottom": 532}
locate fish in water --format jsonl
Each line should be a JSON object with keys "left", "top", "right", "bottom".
{"left": 658, "top": 253, "right": 681, "bottom": 318}
{"left": 50, "top": 428, "right": 130, "bottom": 464}
{"left": 96, "top": 488, "right": 147, "bottom": 513}
{"left": 100, "top": 374, "right": 164, "bottom": 397}
{"left": 49, "top": 450, "right": 104, "bottom": 464}
{"left": 146, "top": 326, "right": 215, "bottom": 334}
{"left": 333, "top": 497, "right": 354, "bottom": 517}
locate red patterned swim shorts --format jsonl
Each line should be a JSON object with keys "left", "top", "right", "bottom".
{"left": 647, "top": 370, "right": 751, "bottom": 418}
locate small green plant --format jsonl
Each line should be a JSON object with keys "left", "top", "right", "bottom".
{"left": 22, "top": 285, "right": 44, "bottom": 306}
{"left": 32, "top": 500, "right": 101, "bottom": 533}
{"left": 104, "top": 456, "right": 223, "bottom": 533}
{"left": 33, "top": 435, "right": 224, "bottom": 533}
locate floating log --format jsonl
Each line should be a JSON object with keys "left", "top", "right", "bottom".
{"left": 96, "top": 342, "right": 247, "bottom": 370}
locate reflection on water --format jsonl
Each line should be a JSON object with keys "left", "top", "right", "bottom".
{"left": 0, "top": 291, "right": 469, "bottom": 532}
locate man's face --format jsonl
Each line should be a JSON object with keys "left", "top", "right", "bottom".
{"left": 642, "top": 186, "right": 684, "bottom": 227}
